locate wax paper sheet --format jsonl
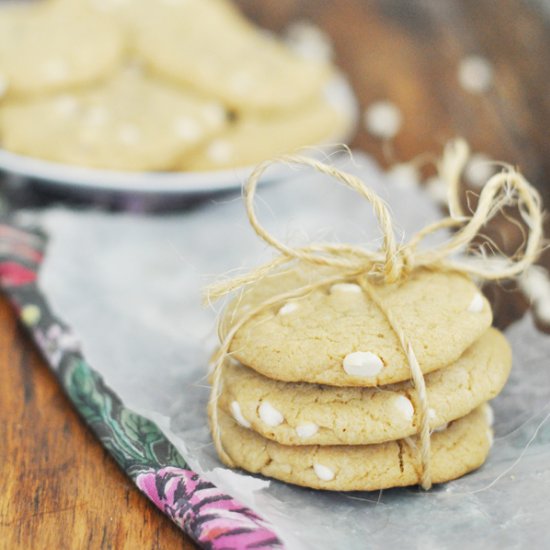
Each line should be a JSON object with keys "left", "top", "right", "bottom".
{"left": 22, "top": 153, "right": 550, "bottom": 549}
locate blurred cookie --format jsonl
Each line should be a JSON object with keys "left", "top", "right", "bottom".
{"left": 130, "top": 0, "right": 329, "bottom": 112}
{"left": 219, "top": 328, "right": 510, "bottom": 445}
{"left": 225, "top": 268, "right": 493, "bottom": 386}
{"left": 0, "top": 1, "right": 124, "bottom": 97}
{"left": 181, "top": 94, "right": 345, "bottom": 171}
{"left": 0, "top": 66, "right": 227, "bottom": 171}
{"left": 211, "top": 405, "right": 492, "bottom": 491}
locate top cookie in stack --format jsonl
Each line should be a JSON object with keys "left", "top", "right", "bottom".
{"left": 209, "top": 267, "right": 512, "bottom": 491}
{"left": 0, "top": 0, "right": 347, "bottom": 172}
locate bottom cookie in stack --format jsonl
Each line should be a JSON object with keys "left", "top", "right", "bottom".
{"left": 212, "top": 405, "right": 491, "bottom": 491}
{"left": 209, "top": 327, "right": 511, "bottom": 491}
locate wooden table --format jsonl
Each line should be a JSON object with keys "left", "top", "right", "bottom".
{"left": 1, "top": 1, "right": 548, "bottom": 548}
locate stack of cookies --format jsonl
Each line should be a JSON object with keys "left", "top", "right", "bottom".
{"left": 210, "top": 268, "right": 511, "bottom": 491}
{"left": 0, "top": 0, "right": 346, "bottom": 172}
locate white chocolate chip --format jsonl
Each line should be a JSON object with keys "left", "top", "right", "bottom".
{"left": 258, "top": 401, "right": 284, "bottom": 427}
{"left": 468, "top": 292, "right": 484, "bottom": 313}
{"left": 207, "top": 139, "right": 233, "bottom": 164}
{"left": 313, "top": 463, "right": 334, "bottom": 481}
{"left": 54, "top": 94, "right": 78, "bottom": 116}
{"left": 364, "top": 100, "right": 402, "bottom": 139}
{"left": 393, "top": 395, "right": 414, "bottom": 422}
{"left": 229, "top": 71, "right": 256, "bottom": 95}
{"left": 486, "top": 428, "right": 494, "bottom": 448}
{"left": 42, "top": 58, "right": 70, "bottom": 82}
{"left": 118, "top": 123, "right": 141, "bottom": 145}
{"left": 201, "top": 103, "right": 226, "bottom": 126}
{"left": 458, "top": 55, "right": 494, "bottom": 94}
{"left": 464, "top": 153, "right": 495, "bottom": 189}
{"left": 428, "top": 407, "right": 447, "bottom": 431}
{"left": 295, "top": 422, "right": 319, "bottom": 439}
{"left": 230, "top": 401, "right": 250, "bottom": 428}
{"left": 278, "top": 302, "right": 299, "bottom": 316}
{"left": 84, "top": 106, "right": 109, "bottom": 127}
{"left": 484, "top": 404, "right": 494, "bottom": 427}
{"left": 330, "top": 283, "right": 362, "bottom": 294}
{"left": 174, "top": 117, "right": 203, "bottom": 141}
{"left": 343, "top": 351, "right": 383, "bottom": 377}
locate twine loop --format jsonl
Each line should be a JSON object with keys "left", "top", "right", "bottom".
{"left": 206, "top": 139, "right": 544, "bottom": 491}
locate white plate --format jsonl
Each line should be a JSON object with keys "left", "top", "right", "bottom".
{"left": 0, "top": 74, "right": 359, "bottom": 196}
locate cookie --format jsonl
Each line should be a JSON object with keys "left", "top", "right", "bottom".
{"left": 0, "top": 66, "right": 227, "bottom": 171}
{"left": 129, "top": 0, "right": 329, "bottom": 112}
{"left": 181, "top": 93, "right": 347, "bottom": 171}
{"left": 211, "top": 405, "right": 492, "bottom": 491}
{"left": 0, "top": 1, "right": 124, "bottom": 98}
{"left": 225, "top": 267, "right": 492, "bottom": 387}
{"left": 219, "top": 328, "right": 510, "bottom": 446}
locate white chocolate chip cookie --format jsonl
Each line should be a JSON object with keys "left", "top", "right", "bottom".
{"left": 0, "top": 66, "right": 227, "bottom": 171}
{"left": 180, "top": 93, "right": 346, "bottom": 171}
{"left": 210, "top": 406, "right": 491, "bottom": 491}
{"left": 219, "top": 328, "right": 510, "bottom": 445}
{"left": 226, "top": 267, "right": 493, "bottom": 386}
{"left": 0, "top": 1, "right": 124, "bottom": 97}
{"left": 129, "top": 0, "right": 329, "bottom": 112}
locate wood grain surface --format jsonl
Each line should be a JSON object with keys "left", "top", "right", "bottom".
{"left": 1, "top": 1, "right": 549, "bottom": 549}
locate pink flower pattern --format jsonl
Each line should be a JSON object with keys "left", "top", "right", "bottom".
{"left": 136, "top": 467, "right": 283, "bottom": 549}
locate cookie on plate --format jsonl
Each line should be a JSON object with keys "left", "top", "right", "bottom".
{"left": 219, "top": 328, "right": 510, "bottom": 446}
{"left": 181, "top": 93, "right": 347, "bottom": 171}
{"left": 0, "top": 66, "right": 228, "bottom": 171}
{"left": 224, "top": 268, "right": 492, "bottom": 387}
{"left": 130, "top": 0, "right": 330, "bottom": 112}
{"left": 211, "top": 405, "right": 492, "bottom": 491}
{"left": 0, "top": 1, "right": 124, "bottom": 98}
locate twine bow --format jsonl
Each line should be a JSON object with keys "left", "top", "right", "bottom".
{"left": 206, "top": 139, "right": 543, "bottom": 490}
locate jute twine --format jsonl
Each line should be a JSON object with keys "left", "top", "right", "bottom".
{"left": 205, "top": 139, "right": 543, "bottom": 490}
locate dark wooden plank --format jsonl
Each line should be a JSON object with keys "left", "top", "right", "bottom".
{"left": 0, "top": 295, "right": 193, "bottom": 549}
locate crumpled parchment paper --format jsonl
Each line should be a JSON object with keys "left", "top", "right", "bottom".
{"left": 24, "top": 153, "right": 550, "bottom": 549}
